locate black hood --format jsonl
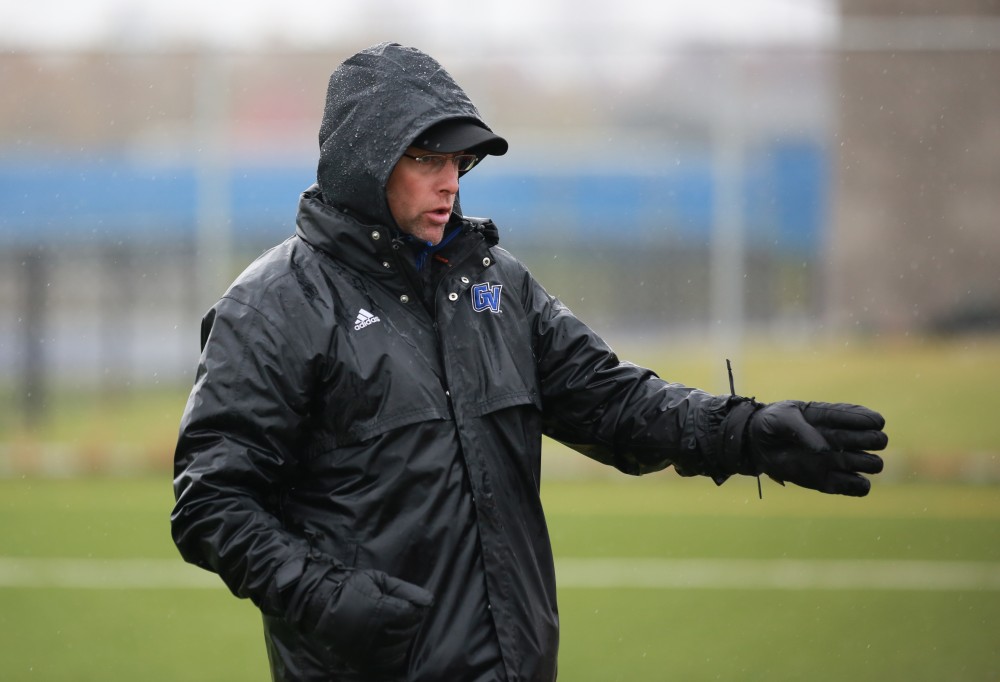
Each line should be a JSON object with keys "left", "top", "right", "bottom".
{"left": 316, "top": 42, "right": 499, "bottom": 229}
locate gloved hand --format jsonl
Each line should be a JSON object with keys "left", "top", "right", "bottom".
{"left": 746, "top": 400, "right": 888, "bottom": 496}
{"left": 301, "top": 567, "right": 434, "bottom": 676}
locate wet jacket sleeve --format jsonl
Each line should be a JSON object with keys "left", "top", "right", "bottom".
{"left": 171, "top": 295, "right": 330, "bottom": 622}
{"left": 514, "top": 262, "right": 753, "bottom": 481}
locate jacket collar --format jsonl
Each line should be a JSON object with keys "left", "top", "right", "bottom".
{"left": 295, "top": 184, "right": 390, "bottom": 270}
{"left": 294, "top": 184, "right": 498, "bottom": 273}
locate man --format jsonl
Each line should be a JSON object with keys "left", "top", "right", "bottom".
{"left": 171, "top": 42, "right": 887, "bottom": 681}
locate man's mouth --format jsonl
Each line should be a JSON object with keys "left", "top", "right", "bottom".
{"left": 427, "top": 207, "right": 452, "bottom": 223}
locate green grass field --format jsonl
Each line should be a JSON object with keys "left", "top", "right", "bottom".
{"left": 3, "top": 335, "right": 999, "bottom": 479}
{"left": 0, "top": 336, "right": 998, "bottom": 678}
{"left": 1, "top": 476, "right": 998, "bottom": 681}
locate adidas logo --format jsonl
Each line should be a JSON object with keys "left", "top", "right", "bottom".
{"left": 353, "top": 308, "right": 381, "bottom": 331}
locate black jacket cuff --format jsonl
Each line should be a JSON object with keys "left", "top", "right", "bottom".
{"left": 713, "top": 396, "right": 760, "bottom": 483}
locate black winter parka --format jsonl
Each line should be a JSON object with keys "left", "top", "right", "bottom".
{"left": 172, "top": 43, "right": 751, "bottom": 682}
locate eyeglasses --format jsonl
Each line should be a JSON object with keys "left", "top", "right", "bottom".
{"left": 401, "top": 152, "right": 480, "bottom": 173}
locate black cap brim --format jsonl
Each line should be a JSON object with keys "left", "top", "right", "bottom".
{"left": 414, "top": 118, "right": 508, "bottom": 157}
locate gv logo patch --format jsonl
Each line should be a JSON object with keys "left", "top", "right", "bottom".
{"left": 471, "top": 282, "right": 502, "bottom": 313}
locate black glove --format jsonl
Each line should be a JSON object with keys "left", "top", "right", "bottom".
{"left": 299, "top": 567, "right": 434, "bottom": 676}
{"left": 745, "top": 400, "right": 888, "bottom": 496}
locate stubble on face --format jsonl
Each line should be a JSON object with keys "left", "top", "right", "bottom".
{"left": 385, "top": 148, "right": 459, "bottom": 245}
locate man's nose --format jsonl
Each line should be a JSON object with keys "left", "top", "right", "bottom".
{"left": 438, "top": 163, "right": 460, "bottom": 193}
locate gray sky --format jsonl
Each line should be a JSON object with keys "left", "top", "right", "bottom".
{"left": 0, "top": 0, "right": 838, "bottom": 51}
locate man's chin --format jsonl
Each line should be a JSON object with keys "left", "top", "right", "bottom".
{"left": 409, "top": 224, "right": 445, "bottom": 245}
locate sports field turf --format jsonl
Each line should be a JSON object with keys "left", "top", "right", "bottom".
{"left": 1, "top": 475, "right": 997, "bottom": 681}
{"left": 4, "top": 335, "right": 998, "bottom": 479}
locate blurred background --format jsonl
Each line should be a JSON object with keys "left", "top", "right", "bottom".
{"left": 1, "top": 0, "right": 998, "bottom": 469}
{"left": 1, "top": 1, "right": 999, "bottom": 680}
{"left": 3, "top": 0, "right": 999, "bottom": 478}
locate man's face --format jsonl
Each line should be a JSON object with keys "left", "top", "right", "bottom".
{"left": 385, "top": 147, "right": 461, "bottom": 245}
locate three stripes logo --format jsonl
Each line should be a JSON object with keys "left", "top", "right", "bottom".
{"left": 353, "top": 308, "right": 381, "bottom": 331}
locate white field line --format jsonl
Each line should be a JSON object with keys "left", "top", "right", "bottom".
{"left": 0, "top": 557, "right": 999, "bottom": 591}
{"left": 0, "top": 558, "right": 221, "bottom": 590}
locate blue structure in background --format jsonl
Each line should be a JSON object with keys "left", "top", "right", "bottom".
{"left": 0, "top": 142, "right": 826, "bottom": 253}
